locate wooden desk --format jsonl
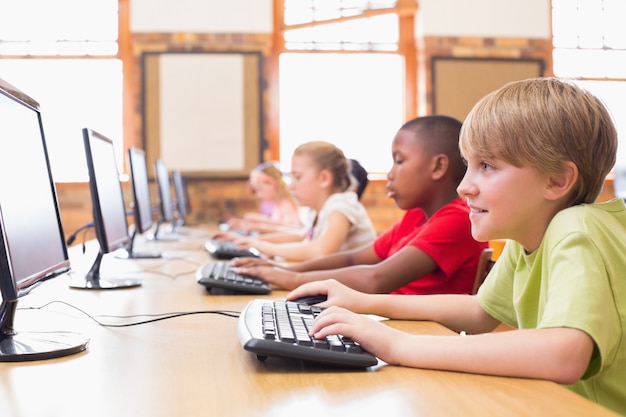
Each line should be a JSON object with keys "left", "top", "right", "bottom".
{"left": 0, "top": 227, "right": 619, "bottom": 417}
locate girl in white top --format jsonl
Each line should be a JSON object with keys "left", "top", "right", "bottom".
{"left": 216, "top": 141, "right": 376, "bottom": 262}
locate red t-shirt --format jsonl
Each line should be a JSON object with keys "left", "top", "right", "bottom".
{"left": 373, "top": 198, "right": 488, "bottom": 295}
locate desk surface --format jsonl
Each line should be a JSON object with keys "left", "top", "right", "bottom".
{"left": 0, "top": 226, "right": 619, "bottom": 417}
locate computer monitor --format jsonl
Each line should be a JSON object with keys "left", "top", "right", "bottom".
{"left": 0, "top": 77, "right": 89, "bottom": 361}
{"left": 152, "top": 158, "right": 177, "bottom": 239}
{"left": 172, "top": 170, "right": 190, "bottom": 227}
{"left": 69, "top": 128, "right": 142, "bottom": 289}
{"left": 126, "top": 147, "right": 161, "bottom": 258}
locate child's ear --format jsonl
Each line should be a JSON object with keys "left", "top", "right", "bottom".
{"left": 545, "top": 161, "right": 578, "bottom": 200}
{"left": 317, "top": 169, "right": 333, "bottom": 188}
{"left": 431, "top": 154, "right": 449, "bottom": 181}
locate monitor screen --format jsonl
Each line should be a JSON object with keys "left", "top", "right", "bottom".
{"left": 155, "top": 159, "right": 174, "bottom": 223}
{"left": 83, "top": 128, "right": 130, "bottom": 253}
{"left": 71, "top": 128, "right": 142, "bottom": 289}
{"left": 0, "top": 80, "right": 69, "bottom": 300}
{"left": 128, "top": 147, "right": 154, "bottom": 234}
{"left": 0, "top": 77, "right": 88, "bottom": 361}
{"left": 125, "top": 147, "right": 161, "bottom": 258}
{"left": 172, "top": 170, "right": 189, "bottom": 221}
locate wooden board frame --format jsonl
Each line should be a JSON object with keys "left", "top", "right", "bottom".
{"left": 432, "top": 57, "right": 545, "bottom": 121}
{"left": 142, "top": 51, "right": 264, "bottom": 179}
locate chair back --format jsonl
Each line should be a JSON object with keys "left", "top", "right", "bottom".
{"left": 473, "top": 247, "right": 495, "bottom": 295}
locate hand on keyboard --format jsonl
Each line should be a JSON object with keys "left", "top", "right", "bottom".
{"left": 229, "top": 257, "right": 278, "bottom": 268}
{"left": 286, "top": 278, "right": 364, "bottom": 312}
{"left": 204, "top": 239, "right": 261, "bottom": 260}
{"left": 233, "top": 264, "right": 298, "bottom": 291}
{"left": 305, "top": 304, "right": 399, "bottom": 366}
{"left": 196, "top": 260, "right": 270, "bottom": 295}
{"left": 238, "top": 299, "right": 378, "bottom": 368}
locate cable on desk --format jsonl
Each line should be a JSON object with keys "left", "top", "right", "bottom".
{"left": 19, "top": 300, "right": 240, "bottom": 327}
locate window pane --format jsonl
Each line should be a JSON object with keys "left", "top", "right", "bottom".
{"left": 284, "top": 0, "right": 398, "bottom": 51}
{"left": 553, "top": 49, "right": 626, "bottom": 78}
{"left": 0, "top": 0, "right": 118, "bottom": 55}
{"left": 279, "top": 53, "right": 404, "bottom": 175}
{"left": 604, "top": 0, "right": 626, "bottom": 48}
{"left": 285, "top": 14, "right": 398, "bottom": 51}
{"left": 574, "top": 80, "right": 626, "bottom": 167}
{"left": 0, "top": 59, "right": 123, "bottom": 182}
{"left": 551, "top": 0, "right": 579, "bottom": 48}
{"left": 284, "top": 0, "right": 397, "bottom": 25}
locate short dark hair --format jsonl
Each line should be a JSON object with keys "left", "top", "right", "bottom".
{"left": 349, "top": 159, "right": 369, "bottom": 199}
{"left": 401, "top": 115, "right": 465, "bottom": 184}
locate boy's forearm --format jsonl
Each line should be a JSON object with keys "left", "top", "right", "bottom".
{"left": 390, "top": 327, "right": 593, "bottom": 385}
{"left": 363, "top": 294, "right": 490, "bottom": 332}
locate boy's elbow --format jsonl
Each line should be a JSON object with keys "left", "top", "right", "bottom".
{"left": 545, "top": 329, "right": 595, "bottom": 385}
{"left": 552, "top": 350, "right": 592, "bottom": 385}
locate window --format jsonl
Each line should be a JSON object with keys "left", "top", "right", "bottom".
{"left": 552, "top": 0, "right": 626, "bottom": 167}
{"left": 0, "top": 0, "right": 122, "bottom": 182}
{"left": 278, "top": 0, "right": 415, "bottom": 175}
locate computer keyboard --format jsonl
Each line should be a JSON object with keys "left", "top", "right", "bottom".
{"left": 196, "top": 260, "right": 271, "bottom": 295}
{"left": 204, "top": 239, "right": 261, "bottom": 260}
{"left": 238, "top": 299, "right": 378, "bottom": 368}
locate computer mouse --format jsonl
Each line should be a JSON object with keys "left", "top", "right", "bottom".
{"left": 291, "top": 294, "right": 327, "bottom": 305}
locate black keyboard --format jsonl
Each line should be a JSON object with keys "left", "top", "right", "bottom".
{"left": 238, "top": 299, "right": 378, "bottom": 368}
{"left": 204, "top": 239, "right": 261, "bottom": 260}
{"left": 196, "top": 260, "right": 271, "bottom": 295}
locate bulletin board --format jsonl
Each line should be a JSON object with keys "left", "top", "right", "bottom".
{"left": 142, "top": 51, "right": 263, "bottom": 179}
{"left": 432, "top": 57, "right": 545, "bottom": 121}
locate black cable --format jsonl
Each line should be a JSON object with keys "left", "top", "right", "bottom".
{"left": 20, "top": 300, "right": 240, "bottom": 327}
{"left": 66, "top": 221, "right": 94, "bottom": 246}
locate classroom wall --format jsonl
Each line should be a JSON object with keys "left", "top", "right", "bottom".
{"left": 57, "top": 0, "right": 581, "bottom": 242}
{"left": 130, "top": 0, "right": 273, "bottom": 33}
{"left": 129, "top": 0, "right": 549, "bottom": 37}
{"left": 418, "top": 0, "right": 550, "bottom": 38}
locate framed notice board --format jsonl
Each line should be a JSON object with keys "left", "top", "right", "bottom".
{"left": 142, "top": 51, "right": 264, "bottom": 179}
{"left": 432, "top": 57, "right": 545, "bottom": 121}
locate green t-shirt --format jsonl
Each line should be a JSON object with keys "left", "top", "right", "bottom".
{"left": 477, "top": 199, "right": 626, "bottom": 416}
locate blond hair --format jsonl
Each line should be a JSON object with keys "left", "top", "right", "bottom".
{"left": 460, "top": 78, "right": 617, "bottom": 205}
{"left": 251, "top": 161, "right": 296, "bottom": 205}
{"left": 293, "top": 141, "right": 350, "bottom": 192}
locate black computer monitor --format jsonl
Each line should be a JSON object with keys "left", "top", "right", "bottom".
{"left": 126, "top": 147, "right": 161, "bottom": 258}
{"left": 172, "top": 170, "right": 190, "bottom": 227}
{"left": 0, "top": 78, "right": 89, "bottom": 361}
{"left": 69, "top": 128, "right": 142, "bottom": 289}
{"left": 153, "top": 158, "right": 177, "bottom": 239}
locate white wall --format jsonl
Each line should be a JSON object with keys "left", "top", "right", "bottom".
{"left": 418, "top": 0, "right": 550, "bottom": 38}
{"left": 130, "top": 0, "right": 273, "bottom": 33}
{"left": 130, "top": 0, "right": 549, "bottom": 39}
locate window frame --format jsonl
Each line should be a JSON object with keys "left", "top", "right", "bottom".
{"left": 551, "top": 0, "right": 626, "bottom": 167}
{"left": 268, "top": 0, "right": 417, "bottom": 164}
{"left": 0, "top": 0, "right": 133, "bottom": 178}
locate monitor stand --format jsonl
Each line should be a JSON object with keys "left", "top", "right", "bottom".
{"left": 147, "top": 220, "right": 180, "bottom": 242}
{"left": 69, "top": 250, "right": 142, "bottom": 290}
{"left": 115, "top": 228, "right": 162, "bottom": 259}
{"left": 0, "top": 300, "right": 89, "bottom": 362}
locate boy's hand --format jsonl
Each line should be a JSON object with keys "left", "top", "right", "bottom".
{"left": 309, "top": 306, "right": 400, "bottom": 364}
